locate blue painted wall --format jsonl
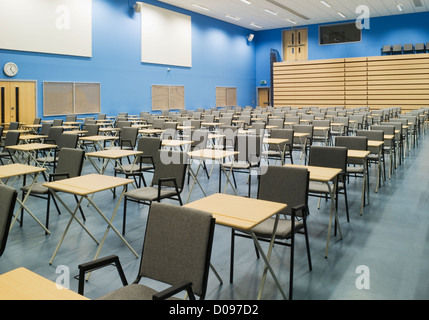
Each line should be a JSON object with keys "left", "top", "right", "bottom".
{"left": 0, "top": 0, "right": 256, "bottom": 118}
{"left": 255, "top": 12, "right": 429, "bottom": 87}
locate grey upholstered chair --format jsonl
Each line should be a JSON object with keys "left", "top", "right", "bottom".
{"left": 8, "top": 122, "right": 20, "bottom": 130}
{"left": 222, "top": 134, "right": 263, "bottom": 197}
{"left": 0, "top": 185, "right": 17, "bottom": 258}
{"left": 78, "top": 202, "right": 216, "bottom": 300}
{"left": 114, "top": 136, "right": 162, "bottom": 188}
{"left": 335, "top": 136, "right": 369, "bottom": 190}
{"left": 264, "top": 128, "right": 294, "bottom": 165}
{"left": 20, "top": 148, "right": 86, "bottom": 233}
{"left": 119, "top": 127, "right": 139, "bottom": 150}
{"left": 356, "top": 129, "right": 386, "bottom": 184}
{"left": 122, "top": 150, "right": 188, "bottom": 234}
{"left": 0, "top": 131, "right": 21, "bottom": 164}
{"left": 308, "top": 145, "right": 350, "bottom": 222}
{"left": 230, "top": 165, "right": 311, "bottom": 300}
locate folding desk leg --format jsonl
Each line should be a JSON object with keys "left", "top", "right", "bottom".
{"left": 186, "top": 160, "right": 207, "bottom": 204}
{"left": 86, "top": 187, "right": 139, "bottom": 261}
{"left": 325, "top": 180, "right": 342, "bottom": 259}
{"left": 8, "top": 173, "right": 50, "bottom": 235}
{"left": 250, "top": 216, "right": 287, "bottom": 300}
{"left": 50, "top": 193, "right": 98, "bottom": 265}
{"left": 256, "top": 214, "right": 284, "bottom": 299}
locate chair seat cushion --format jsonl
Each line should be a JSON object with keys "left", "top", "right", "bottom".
{"left": 308, "top": 181, "right": 344, "bottom": 193}
{"left": 21, "top": 182, "right": 49, "bottom": 194}
{"left": 252, "top": 217, "right": 303, "bottom": 240}
{"left": 97, "top": 284, "right": 181, "bottom": 300}
{"left": 125, "top": 187, "right": 177, "bottom": 201}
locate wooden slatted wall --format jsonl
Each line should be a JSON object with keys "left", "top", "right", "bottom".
{"left": 273, "top": 53, "right": 429, "bottom": 111}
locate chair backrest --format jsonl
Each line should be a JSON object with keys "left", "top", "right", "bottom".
{"left": 258, "top": 165, "right": 309, "bottom": 217}
{"left": 4, "top": 131, "right": 20, "bottom": 147}
{"left": 40, "top": 123, "right": 52, "bottom": 136}
{"left": 268, "top": 118, "right": 284, "bottom": 129}
{"left": 52, "top": 119, "right": 63, "bottom": 127}
{"left": 120, "top": 127, "right": 139, "bottom": 149}
{"left": 190, "top": 119, "right": 202, "bottom": 130}
{"left": 250, "top": 122, "right": 266, "bottom": 135}
{"left": 0, "top": 185, "right": 17, "bottom": 258}
{"left": 356, "top": 129, "right": 384, "bottom": 141}
{"left": 47, "top": 126, "right": 64, "bottom": 144}
{"left": 116, "top": 121, "right": 131, "bottom": 129}
{"left": 152, "top": 118, "right": 166, "bottom": 129}
{"left": 57, "top": 133, "right": 79, "bottom": 149}
{"left": 65, "top": 115, "right": 77, "bottom": 122}
{"left": 8, "top": 122, "right": 19, "bottom": 130}
{"left": 234, "top": 134, "right": 263, "bottom": 164}
{"left": 203, "top": 114, "right": 215, "bottom": 123}
{"left": 335, "top": 136, "right": 368, "bottom": 151}
{"left": 33, "top": 118, "right": 41, "bottom": 124}
{"left": 219, "top": 117, "right": 232, "bottom": 126}
{"left": 269, "top": 129, "right": 293, "bottom": 151}
{"left": 293, "top": 124, "right": 314, "bottom": 140}
{"left": 191, "top": 129, "right": 208, "bottom": 150}
{"left": 372, "top": 124, "right": 394, "bottom": 135}
{"left": 97, "top": 114, "right": 106, "bottom": 120}
{"left": 152, "top": 150, "right": 188, "bottom": 190}
{"left": 138, "top": 202, "right": 215, "bottom": 299}
{"left": 55, "top": 148, "right": 85, "bottom": 179}
{"left": 309, "top": 146, "right": 347, "bottom": 175}
{"left": 161, "top": 122, "right": 178, "bottom": 140}
{"left": 84, "top": 124, "right": 99, "bottom": 136}
{"left": 136, "top": 137, "right": 162, "bottom": 165}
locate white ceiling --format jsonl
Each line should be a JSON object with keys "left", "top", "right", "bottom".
{"left": 156, "top": 0, "right": 429, "bottom": 31}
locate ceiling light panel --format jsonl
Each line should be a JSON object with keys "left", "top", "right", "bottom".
{"left": 157, "top": 0, "right": 429, "bottom": 30}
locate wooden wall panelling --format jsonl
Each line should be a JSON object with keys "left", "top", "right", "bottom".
{"left": 273, "top": 53, "right": 429, "bottom": 111}
{"left": 273, "top": 59, "right": 345, "bottom": 108}
{"left": 345, "top": 57, "right": 367, "bottom": 108}
{"left": 367, "top": 53, "right": 429, "bottom": 111}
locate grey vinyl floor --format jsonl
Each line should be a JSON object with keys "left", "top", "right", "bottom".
{"left": 1, "top": 132, "right": 429, "bottom": 301}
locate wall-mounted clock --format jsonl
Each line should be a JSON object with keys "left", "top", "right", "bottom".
{"left": 3, "top": 62, "right": 18, "bottom": 77}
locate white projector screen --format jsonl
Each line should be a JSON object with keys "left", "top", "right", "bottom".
{"left": 140, "top": 3, "right": 192, "bottom": 67}
{"left": 0, "top": 0, "right": 92, "bottom": 57}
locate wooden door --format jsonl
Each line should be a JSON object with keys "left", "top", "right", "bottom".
{"left": 283, "top": 28, "right": 308, "bottom": 62}
{"left": 0, "top": 81, "right": 36, "bottom": 126}
{"left": 258, "top": 88, "right": 270, "bottom": 107}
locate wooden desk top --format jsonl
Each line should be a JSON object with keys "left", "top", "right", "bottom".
{"left": 347, "top": 150, "right": 370, "bottom": 159}
{"left": 44, "top": 174, "right": 133, "bottom": 196}
{"left": 0, "top": 163, "right": 46, "bottom": 179}
{"left": 263, "top": 138, "right": 289, "bottom": 144}
{"left": 284, "top": 164, "right": 341, "bottom": 182}
{"left": 79, "top": 135, "right": 119, "bottom": 142}
{"left": 368, "top": 140, "right": 384, "bottom": 147}
{"left": 139, "top": 129, "right": 164, "bottom": 135}
{"left": 162, "top": 139, "right": 193, "bottom": 147}
{"left": 86, "top": 149, "right": 143, "bottom": 159}
{"left": 21, "top": 124, "right": 42, "bottom": 128}
{"left": 64, "top": 130, "right": 88, "bottom": 135}
{"left": 294, "top": 132, "right": 309, "bottom": 138}
{"left": 0, "top": 268, "right": 88, "bottom": 300}
{"left": 185, "top": 193, "right": 286, "bottom": 230}
{"left": 6, "top": 143, "right": 57, "bottom": 151}
{"left": 201, "top": 122, "right": 221, "bottom": 126}
{"left": 188, "top": 148, "right": 238, "bottom": 160}
{"left": 19, "top": 134, "right": 48, "bottom": 140}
